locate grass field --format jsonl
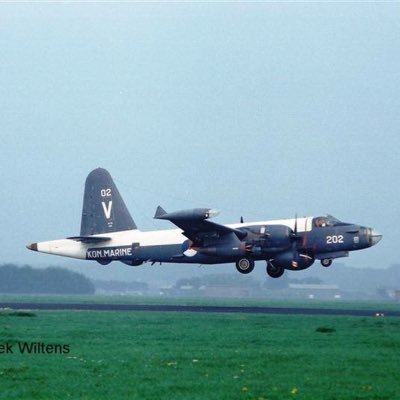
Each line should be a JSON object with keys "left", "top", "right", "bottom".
{"left": 1, "top": 294, "right": 400, "bottom": 311}
{"left": 1, "top": 308, "right": 400, "bottom": 399}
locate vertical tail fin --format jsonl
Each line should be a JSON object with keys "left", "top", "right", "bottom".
{"left": 80, "top": 168, "right": 137, "bottom": 236}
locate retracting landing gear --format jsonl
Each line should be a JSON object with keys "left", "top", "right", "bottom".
{"left": 235, "top": 258, "right": 255, "bottom": 274}
{"left": 266, "top": 262, "right": 284, "bottom": 278}
{"left": 321, "top": 258, "right": 333, "bottom": 267}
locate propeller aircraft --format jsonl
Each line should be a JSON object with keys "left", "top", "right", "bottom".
{"left": 27, "top": 168, "right": 382, "bottom": 278}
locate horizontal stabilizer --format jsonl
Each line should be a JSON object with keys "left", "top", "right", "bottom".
{"left": 67, "top": 236, "right": 112, "bottom": 244}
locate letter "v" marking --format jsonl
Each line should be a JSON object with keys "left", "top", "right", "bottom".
{"left": 102, "top": 201, "right": 113, "bottom": 219}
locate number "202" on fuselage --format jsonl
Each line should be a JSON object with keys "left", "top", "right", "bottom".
{"left": 326, "top": 235, "right": 344, "bottom": 244}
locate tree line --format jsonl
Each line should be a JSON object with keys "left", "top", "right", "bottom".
{"left": 0, "top": 264, "right": 95, "bottom": 294}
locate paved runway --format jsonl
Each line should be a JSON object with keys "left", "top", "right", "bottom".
{"left": 1, "top": 302, "right": 399, "bottom": 317}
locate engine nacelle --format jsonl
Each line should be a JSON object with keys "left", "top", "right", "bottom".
{"left": 270, "top": 250, "right": 314, "bottom": 271}
{"left": 264, "top": 225, "right": 293, "bottom": 251}
{"left": 245, "top": 224, "right": 292, "bottom": 251}
{"left": 197, "top": 244, "right": 247, "bottom": 258}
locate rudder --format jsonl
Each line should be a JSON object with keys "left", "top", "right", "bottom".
{"left": 80, "top": 168, "right": 137, "bottom": 236}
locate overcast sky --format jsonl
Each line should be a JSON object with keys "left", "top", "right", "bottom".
{"left": 1, "top": 3, "right": 399, "bottom": 282}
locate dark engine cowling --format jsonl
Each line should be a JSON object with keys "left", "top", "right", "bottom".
{"left": 245, "top": 224, "right": 293, "bottom": 254}
{"left": 264, "top": 225, "right": 293, "bottom": 251}
{"left": 270, "top": 250, "right": 314, "bottom": 271}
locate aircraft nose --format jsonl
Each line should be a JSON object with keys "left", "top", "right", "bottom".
{"left": 370, "top": 229, "right": 382, "bottom": 246}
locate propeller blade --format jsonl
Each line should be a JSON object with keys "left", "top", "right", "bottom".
{"left": 291, "top": 213, "right": 302, "bottom": 242}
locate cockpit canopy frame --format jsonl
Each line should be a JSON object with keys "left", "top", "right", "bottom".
{"left": 313, "top": 215, "right": 342, "bottom": 228}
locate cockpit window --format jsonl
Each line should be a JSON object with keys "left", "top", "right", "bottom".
{"left": 314, "top": 215, "right": 341, "bottom": 228}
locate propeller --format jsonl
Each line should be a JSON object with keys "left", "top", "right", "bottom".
{"left": 240, "top": 216, "right": 244, "bottom": 224}
{"left": 291, "top": 214, "right": 302, "bottom": 241}
{"left": 291, "top": 214, "right": 313, "bottom": 267}
{"left": 288, "top": 214, "right": 300, "bottom": 268}
{"left": 292, "top": 214, "right": 311, "bottom": 249}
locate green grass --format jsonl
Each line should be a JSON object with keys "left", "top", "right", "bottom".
{"left": 1, "top": 310, "right": 400, "bottom": 399}
{"left": 1, "top": 294, "right": 399, "bottom": 311}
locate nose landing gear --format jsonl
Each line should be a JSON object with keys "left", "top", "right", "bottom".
{"left": 321, "top": 258, "right": 333, "bottom": 267}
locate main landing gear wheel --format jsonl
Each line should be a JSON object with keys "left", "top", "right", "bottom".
{"left": 235, "top": 258, "right": 255, "bottom": 274}
{"left": 321, "top": 258, "right": 333, "bottom": 267}
{"left": 266, "top": 262, "right": 284, "bottom": 278}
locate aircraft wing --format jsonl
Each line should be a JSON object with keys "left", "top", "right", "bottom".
{"left": 154, "top": 206, "right": 246, "bottom": 243}
{"left": 179, "top": 219, "right": 246, "bottom": 242}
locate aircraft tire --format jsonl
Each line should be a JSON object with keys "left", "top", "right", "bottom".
{"left": 321, "top": 259, "right": 333, "bottom": 267}
{"left": 235, "top": 258, "right": 255, "bottom": 274}
{"left": 266, "top": 262, "right": 284, "bottom": 278}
